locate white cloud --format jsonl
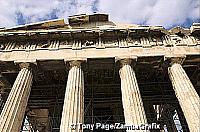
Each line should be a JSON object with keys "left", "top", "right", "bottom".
{"left": 0, "top": 0, "right": 199, "bottom": 28}
{"left": 0, "top": 0, "right": 59, "bottom": 27}
{"left": 97, "top": 0, "right": 200, "bottom": 28}
{"left": 0, "top": 0, "right": 17, "bottom": 27}
{"left": 55, "top": 0, "right": 97, "bottom": 22}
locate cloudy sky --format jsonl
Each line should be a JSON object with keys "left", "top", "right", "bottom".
{"left": 0, "top": 0, "right": 199, "bottom": 28}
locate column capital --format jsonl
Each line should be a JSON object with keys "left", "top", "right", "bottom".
{"left": 69, "top": 60, "right": 82, "bottom": 68}
{"left": 14, "top": 60, "right": 36, "bottom": 70}
{"left": 65, "top": 58, "right": 87, "bottom": 69}
{"left": 18, "top": 62, "right": 31, "bottom": 69}
{"left": 115, "top": 56, "right": 137, "bottom": 66}
{"left": 164, "top": 55, "right": 186, "bottom": 66}
{"left": 120, "top": 58, "right": 133, "bottom": 66}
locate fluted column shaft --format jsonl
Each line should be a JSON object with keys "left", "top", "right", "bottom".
{"left": 119, "top": 59, "right": 148, "bottom": 131}
{"left": 0, "top": 67, "right": 33, "bottom": 132}
{"left": 168, "top": 63, "right": 200, "bottom": 132}
{"left": 60, "top": 60, "right": 84, "bottom": 132}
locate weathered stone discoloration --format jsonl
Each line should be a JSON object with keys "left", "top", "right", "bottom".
{"left": 60, "top": 60, "right": 84, "bottom": 132}
{"left": 119, "top": 59, "right": 148, "bottom": 132}
{"left": 0, "top": 67, "right": 33, "bottom": 132}
{"left": 168, "top": 62, "right": 200, "bottom": 132}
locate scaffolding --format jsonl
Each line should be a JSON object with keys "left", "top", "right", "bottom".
{"left": 0, "top": 58, "right": 198, "bottom": 132}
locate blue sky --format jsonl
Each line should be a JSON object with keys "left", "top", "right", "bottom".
{"left": 0, "top": 0, "right": 199, "bottom": 28}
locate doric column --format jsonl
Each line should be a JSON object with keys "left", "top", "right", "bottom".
{"left": 119, "top": 58, "right": 148, "bottom": 131}
{"left": 0, "top": 63, "right": 33, "bottom": 132}
{"left": 60, "top": 60, "right": 84, "bottom": 132}
{"left": 168, "top": 57, "right": 200, "bottom": 132}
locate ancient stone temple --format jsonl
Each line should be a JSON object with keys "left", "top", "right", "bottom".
{"left": 0, "top": 14, "right": 199, "bottom": 132}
